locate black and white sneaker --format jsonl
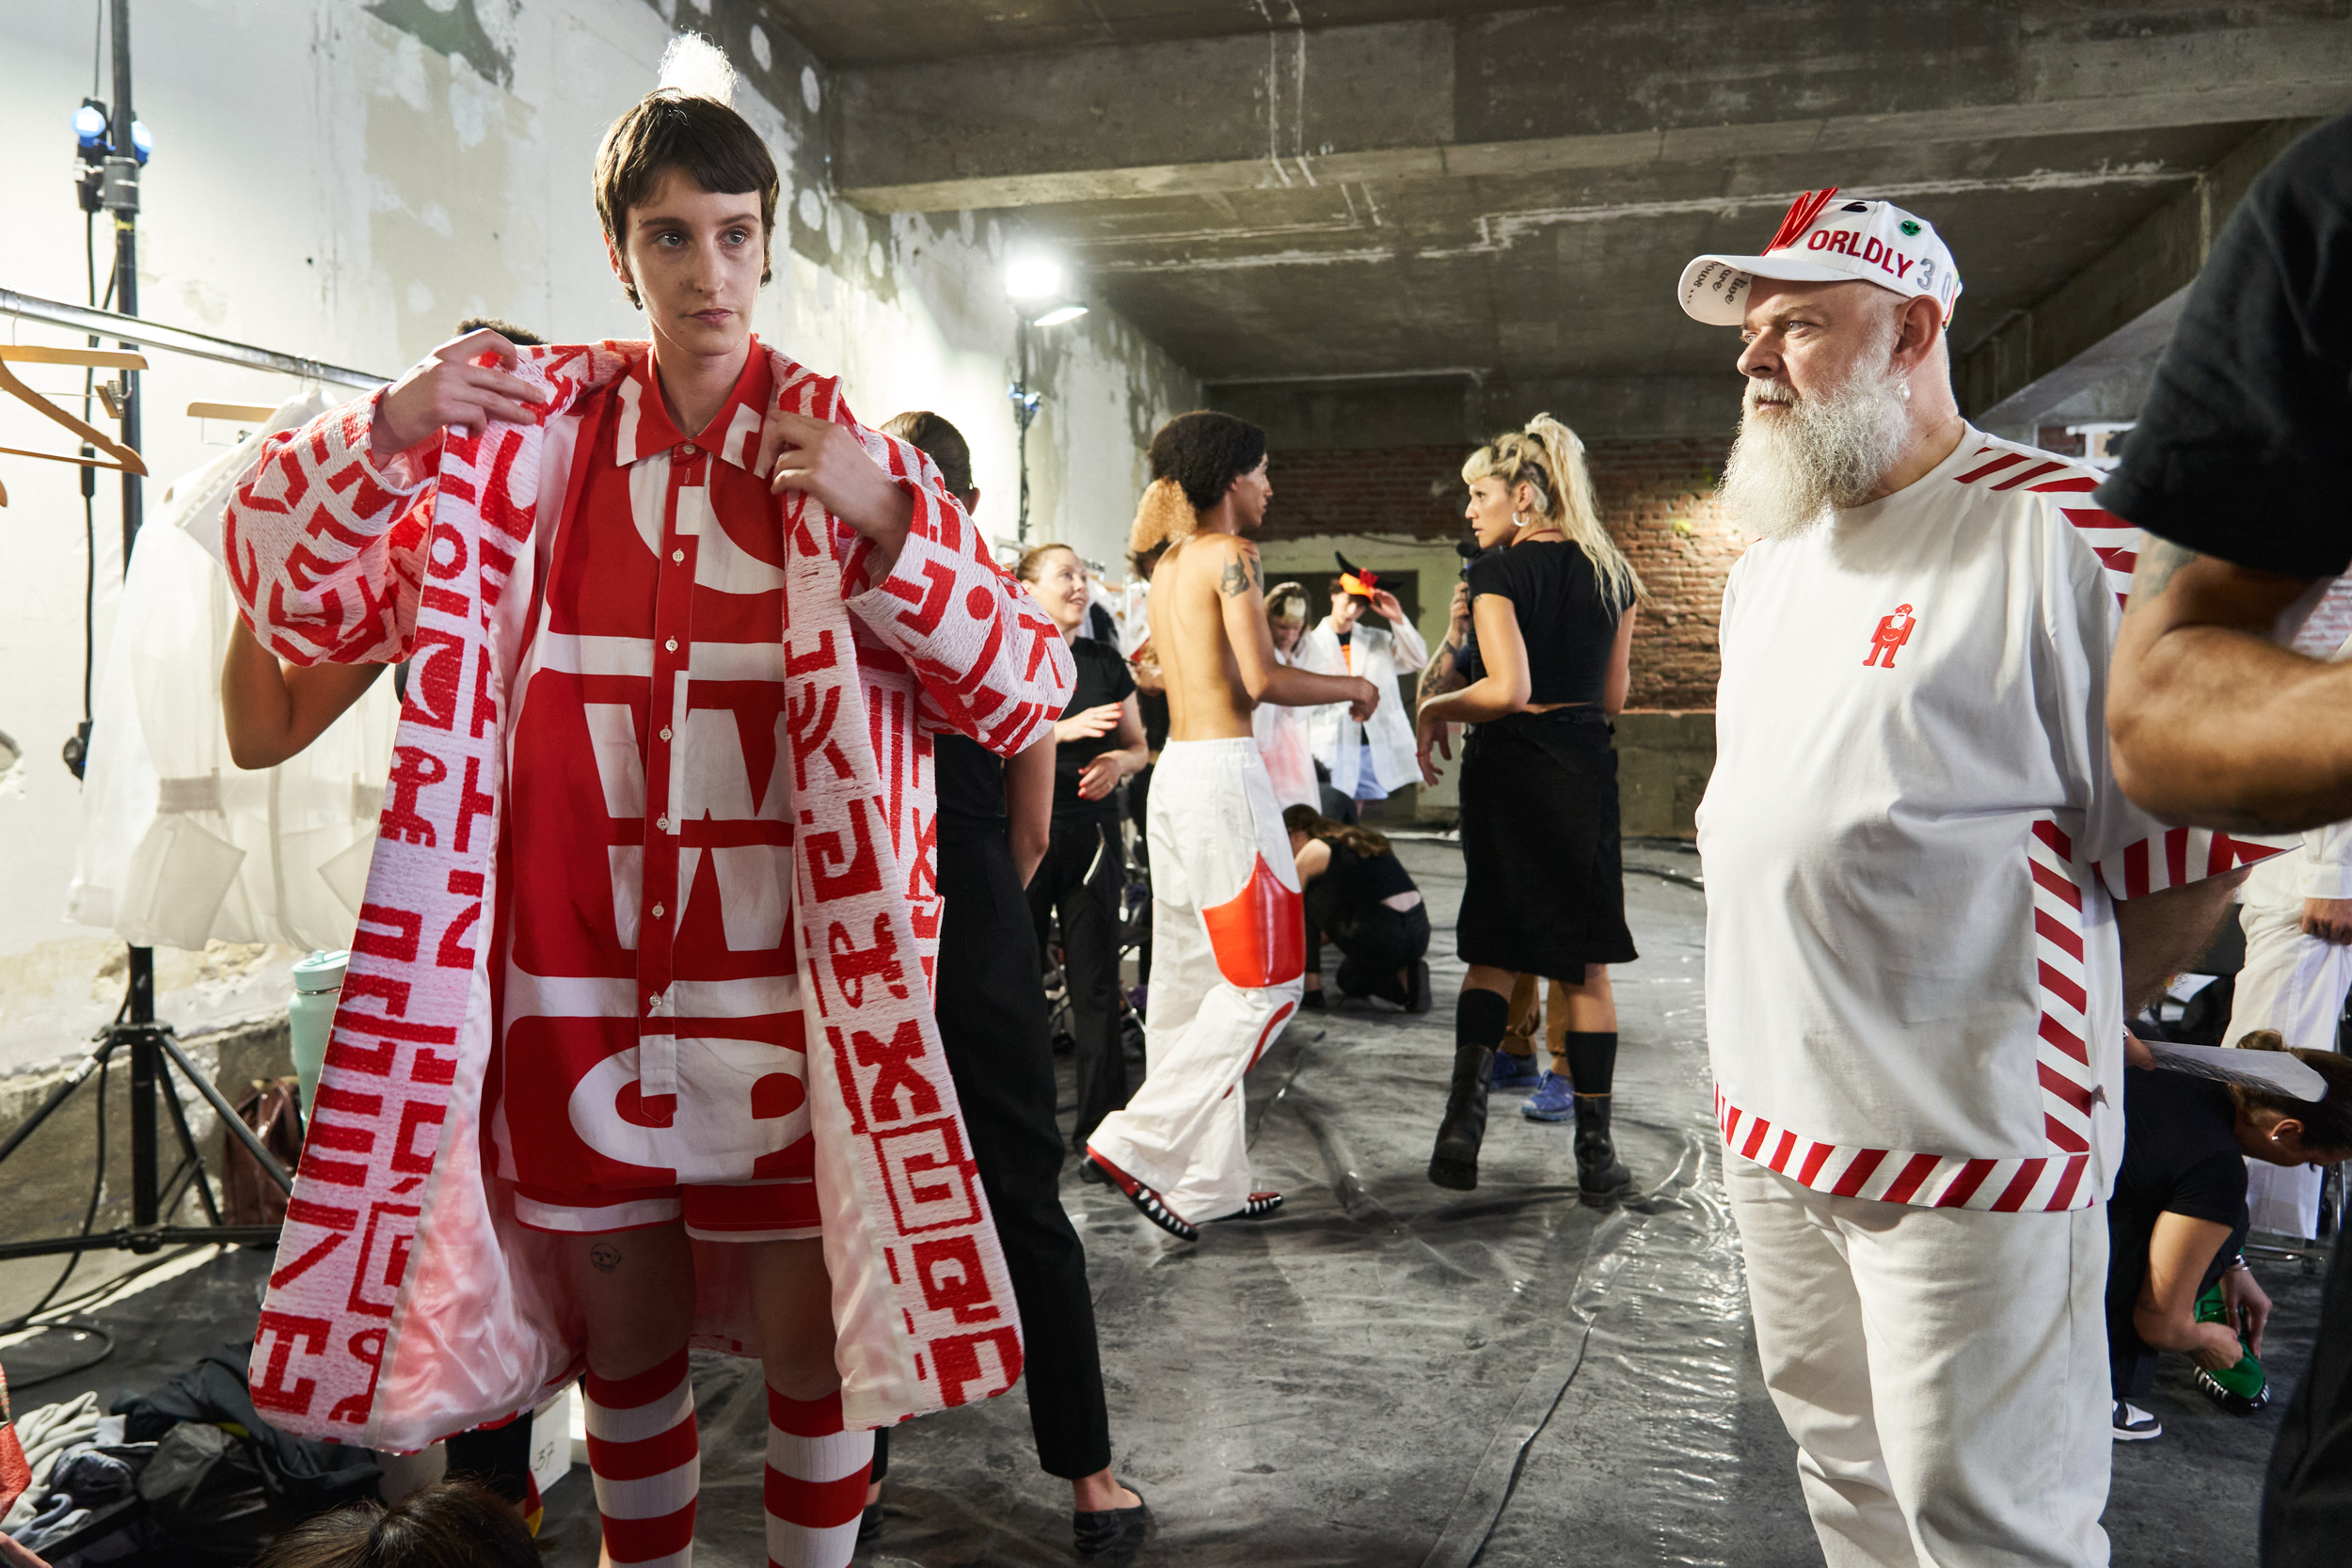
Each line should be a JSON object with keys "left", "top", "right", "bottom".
{"left": 2112, "top": 1401, "right": 2162, "bottom": 1441}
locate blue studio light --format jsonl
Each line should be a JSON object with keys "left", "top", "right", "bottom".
{"left": 129, "top": 120, "right": 151, "bottom": 164}
{"left": 72, "top": 103, "right": 106, "bottom": 150}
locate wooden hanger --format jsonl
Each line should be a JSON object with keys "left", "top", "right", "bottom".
{"left": 188, "top": 401, "right": 278, "bottom": 423}
{"left": 0, "top": 344, "right": 150, "bottom": 507}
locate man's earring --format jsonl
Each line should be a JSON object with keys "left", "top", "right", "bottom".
{"left": 1900, "top": 381, "right": 1912, "bottom": 403}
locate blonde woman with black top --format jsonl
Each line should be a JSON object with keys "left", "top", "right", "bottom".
{"left": 1417, "top": 414, "right": 1643, "bottom": 1196}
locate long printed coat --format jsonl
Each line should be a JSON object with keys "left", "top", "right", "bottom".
{"left": 222, "top": 341, "right": 1072, "bottom": 1451}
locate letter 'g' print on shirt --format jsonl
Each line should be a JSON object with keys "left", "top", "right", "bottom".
{"left": 1864, "top": 603, "right": 1915, "bottom": 669}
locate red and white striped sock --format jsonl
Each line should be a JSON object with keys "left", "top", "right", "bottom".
{"left": 583, "top": 1349, "right": 699, "bottom": 1567}
{"left": 763, "top": 1386, "right": 872, "bottom": 1568}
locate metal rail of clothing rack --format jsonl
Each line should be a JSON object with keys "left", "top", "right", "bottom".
{"left": 1, "top": 287, "right": 389, "bottom": 392}
{"left": 0, "top": 278, "right": 389, "bottom": 1272}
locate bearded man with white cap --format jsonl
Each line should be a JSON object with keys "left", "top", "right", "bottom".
{"left": 1684, "top": 191, "right": 2286, "bottom": 1566}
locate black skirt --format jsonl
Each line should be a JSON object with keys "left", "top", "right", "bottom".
{"left": 1454, "top": 709, "right": 1637, "bottom": 975}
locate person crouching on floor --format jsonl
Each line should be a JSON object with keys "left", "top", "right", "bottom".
{"left": 1285, "top": 805, "right": 1431, "bottom": 1014}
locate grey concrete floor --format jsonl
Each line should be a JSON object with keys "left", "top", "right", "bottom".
{"left": 4, "top": 839, "right": 2320, "bottom": 1565}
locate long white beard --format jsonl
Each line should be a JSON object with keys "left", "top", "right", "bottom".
{"left": 1720, "top": 361, "right": 1912, "bottom": 541}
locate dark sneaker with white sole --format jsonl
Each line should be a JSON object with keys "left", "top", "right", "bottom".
{"left": 2112, "top": 1401, "right": 2162, "bottom": 1440}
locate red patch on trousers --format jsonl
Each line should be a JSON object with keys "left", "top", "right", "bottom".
{"left": 1200, "top": 855, "right": 1305, "bottom": 988}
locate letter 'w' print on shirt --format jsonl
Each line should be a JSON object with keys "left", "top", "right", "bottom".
{"left": 1864, "top": 604, "right": 1915, "bottom": 668}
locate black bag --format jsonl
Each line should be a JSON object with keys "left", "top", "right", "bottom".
{"left": 115, "top": 1343, "right": 378, "bottom": 1520}
{"left": 134, "top": 1422, "right": 287, "bottom": 1566}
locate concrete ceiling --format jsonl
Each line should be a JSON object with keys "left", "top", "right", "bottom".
{"left": 762, "top": 1, "right": 2352, "bottom": 443}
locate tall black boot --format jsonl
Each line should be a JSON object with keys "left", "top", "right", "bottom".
{"left": 1430, "top": 990, "right": 1509, "bottom": 1190}
{"left": 1571, "top": 1093, "right": 1630, "bottom": 1197}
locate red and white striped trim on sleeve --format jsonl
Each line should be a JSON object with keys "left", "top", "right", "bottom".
{"left": 2095, "top": 826, "right": 2288, "bottom": 900}
{"left": 1948, "top": 444, "right": 2137, "bottom": 605}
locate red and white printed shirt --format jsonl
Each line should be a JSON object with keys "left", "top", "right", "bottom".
{"left": 490, "top": 344, "right": 814, "bottom": 1233}
{"left": 1697, "top": 428, "right": 2287, "bottom": 1212}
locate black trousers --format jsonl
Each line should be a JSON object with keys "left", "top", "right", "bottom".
{"left": 1126, "top": 767, "right": 1153, "bottom": 984}
{"left": 1307, "top": 903, "right": 1432, "bottom": 1006}
{"left": 1028, "top": 815, "right": 1131, "bottom": 1148}
{"left": 925, "top": 827, "right": 1113, "bottom": 1480}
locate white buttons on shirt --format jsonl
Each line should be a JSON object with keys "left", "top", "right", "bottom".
{"left": 672, "top": 549, "right": 684, "bottom": 563}
{"left": 665, "top": 638, "right": 678, "bottom": 652}
{"left": 681, "top": 442, "right": 698, "bottom": 456}
{"left": 660, "top": 726, "right": 673, "bottom": 741}
{"left": 651, "top": 903, "right": 664, "bottom": 920}
{"left": 657, "top": 816, "right": 672, "bottom": 832}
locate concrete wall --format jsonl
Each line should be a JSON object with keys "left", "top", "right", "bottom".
{"left": 0, "top": 0, "right": 1199, "bottom": 1076}
{"left": 1617, "top": 711, "right": 1715, "bottom": 841}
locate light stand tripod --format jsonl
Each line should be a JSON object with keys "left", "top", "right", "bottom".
{"left": 0, "top": 0, "right": 289, "bottom": 1283}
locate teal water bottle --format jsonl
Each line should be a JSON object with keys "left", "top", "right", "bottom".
{"left": 289, "top": 949, "right": 350, "bottom": 1119}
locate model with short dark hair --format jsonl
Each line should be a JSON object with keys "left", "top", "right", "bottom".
{"left": 1085, "top": 412, "right": 1378, "bottom": 1240}
{"left": 222, "top": 38, "right": 1071, "bottom": 1568}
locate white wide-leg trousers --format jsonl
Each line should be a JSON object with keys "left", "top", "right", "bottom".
{"left": 1088, "top": 738, "right": 1303, "bottom": 1224}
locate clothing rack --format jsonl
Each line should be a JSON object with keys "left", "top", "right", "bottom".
{"left": 0, "top": 286, "right": 389, "bottom": 392}
{"left": 0, "top": 279, "right": 384, "bottom": 1270}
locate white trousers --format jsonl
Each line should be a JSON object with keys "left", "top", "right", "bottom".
{"left": 1725, "top": 1156, "right": 2111, "bottom": 1568}
{"left": 1088, "top": 738, "right": 1303, "bottom": 1223}
{"left": 2224, "top": 898, "right": 2352, "bottom": 1236}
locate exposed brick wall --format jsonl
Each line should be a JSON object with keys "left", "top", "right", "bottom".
{"left": 1265, "top": 436, "right": 1741, "bottom": 710}
{"left": 1262, "top": 447, "right": 1470, "bottom": 543}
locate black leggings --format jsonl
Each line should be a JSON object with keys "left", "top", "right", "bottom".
{"left": 1028, "top": 816, "right": 1131, "bottom": 1148}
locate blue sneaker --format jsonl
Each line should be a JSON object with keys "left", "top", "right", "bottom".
{"left": 1489, "top": 1049, "right": 1542, "bottom": 1091}
{"left": 1522, "top": 1070, "right": 1575, "bottom": 1121}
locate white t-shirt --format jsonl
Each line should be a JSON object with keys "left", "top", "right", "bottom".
{"left": 1697, "top": 428, "right": 2287, "bottom": 1212}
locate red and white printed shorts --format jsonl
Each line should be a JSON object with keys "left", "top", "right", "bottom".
{"left": 499, "top": 1013, "right": 819, "bottom": 1243}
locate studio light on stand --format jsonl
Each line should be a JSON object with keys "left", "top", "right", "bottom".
{"left": 0, "top": 5, "right": 290, "bottom": 1377}
{"left": 1005, "top": 254, "right": 1088, "bottom": 544}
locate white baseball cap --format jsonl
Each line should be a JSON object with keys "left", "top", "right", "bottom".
{"left": 1677, "top": 188, "right": 1963, "bottom": 327}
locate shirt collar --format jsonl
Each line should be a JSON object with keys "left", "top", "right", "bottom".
{"left": 611, "top": 338, "right": 772, "bottom": 473}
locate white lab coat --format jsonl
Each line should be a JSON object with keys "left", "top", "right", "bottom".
{"left": 1250, "top": 649, "right": 1320, "bottom": 813}
{"left": 1299, "top": 614, "right": 1426, "bottom": 799}
{"left": 2225, "top": 593, "right": 2352, "bottom": 1236}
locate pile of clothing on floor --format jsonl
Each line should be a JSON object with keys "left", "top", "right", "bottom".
{"left": 1, "top": 1345, "right": 379, "bottom": 1566}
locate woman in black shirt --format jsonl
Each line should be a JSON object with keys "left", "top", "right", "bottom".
{"left": 2107, "top": 1036, "right": 2352, "bottom": 1438}
{"left": 1285, "top": 806, "right": 1431, "bottom": 1010}
{"left": 1021, "top": 544, "right": 1151, "bottom": 1151}
{"left": 869, "top": 421, "right": 1144, "bottom": 1550}
{"left": 1416, "top": 414, "right": 1643, "bottom": 1197}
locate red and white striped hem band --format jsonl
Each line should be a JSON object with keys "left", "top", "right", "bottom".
{"left": 1714, "top": 1086, "right": 2095, "bottom": 1212}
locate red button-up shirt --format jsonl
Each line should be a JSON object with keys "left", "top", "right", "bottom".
{"left": 496, "top": 342, "right": 814, "bottom": 1213}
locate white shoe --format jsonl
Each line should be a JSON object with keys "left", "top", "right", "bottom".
{"left": 2112, "top": 1400, "right": 2162, "bottom": 1440}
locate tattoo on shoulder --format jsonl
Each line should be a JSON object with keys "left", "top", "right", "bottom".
{"left": 1217, "top": 551, "right": 1261, "bottom": 599}
{"left": 2129, "top": 539, "right": 2201, "bottom": 606}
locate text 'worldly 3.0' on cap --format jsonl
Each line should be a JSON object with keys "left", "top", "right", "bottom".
{"left": 1677, "top": 188, "right": 1963, "bottom": 327}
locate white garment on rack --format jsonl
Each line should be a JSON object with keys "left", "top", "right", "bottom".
{"left": 67, "top": 389, "right": 398, "bottom": 951}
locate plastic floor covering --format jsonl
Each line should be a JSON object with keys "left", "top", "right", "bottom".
{"left": 6, "top": 840, "right": 2324, "bottom": 1566}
